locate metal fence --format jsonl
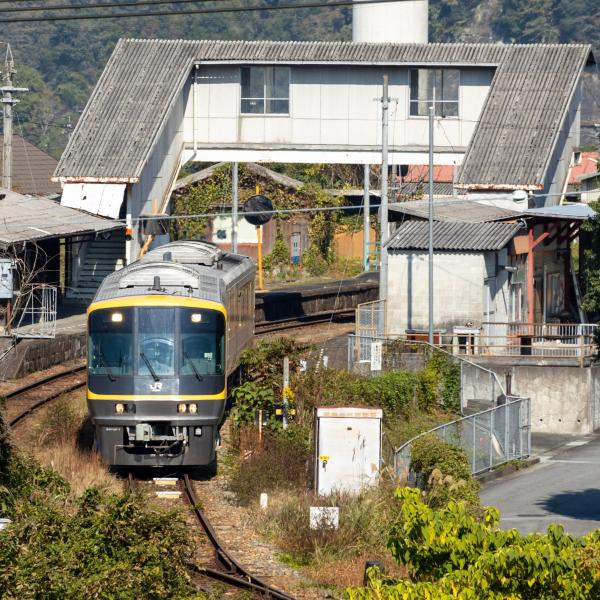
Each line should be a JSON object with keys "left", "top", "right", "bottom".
{"left": 12, "top": 285, "right": 57, "bottom": 339}
{"left": 393, "top": 397, "right": 531, "bottom": 477}
{"left": 477, "top": 322, "right": 597, "bottom": 361}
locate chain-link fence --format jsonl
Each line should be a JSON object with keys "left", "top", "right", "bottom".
{"left": 394, "top": 397, "right": 531, "bottom": 477}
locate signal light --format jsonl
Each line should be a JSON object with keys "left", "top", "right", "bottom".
{"left": 125, "top": 227, "right": 134, "bottom": 241}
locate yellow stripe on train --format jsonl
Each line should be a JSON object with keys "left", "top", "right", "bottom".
{"left": 87, "top": 295, "right": 227, "bottom": 316}
{"left": 87, "top": 391, "right": 227, "bottom": 401}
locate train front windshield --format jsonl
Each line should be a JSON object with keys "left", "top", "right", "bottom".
{"left": 88, "top": 307, "right": 225, "bottom": 380}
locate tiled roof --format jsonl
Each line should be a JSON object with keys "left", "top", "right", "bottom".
{"left": 0, "top": 135, "right": 61, "bottom": 195}
{"left": 388, "top": 220, "right": 523, "bottom": 251}
{"left": 54, "top": 39, "right": 593, "bottom": 190}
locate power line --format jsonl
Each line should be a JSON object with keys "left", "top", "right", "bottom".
{"left": 0, "top": 0, "right": 226, "bottom": 14}
{"left": 0, "top": 0, "right": 417, "bottom": 24}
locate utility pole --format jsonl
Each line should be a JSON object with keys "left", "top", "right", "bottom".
{"left": 428, "top": 105, "right": 434, "bottom": 345}
{"left": 363, "top": 163, "right": 370, "bottom": 272}
{"left": 379, "top": 74, "right": 389, "bottom": 324}
{"left": 1, "top": 45, "right": 28, "bottom": 190}
{"left": 231, "top": 162, "right": 238, "bottom": 253}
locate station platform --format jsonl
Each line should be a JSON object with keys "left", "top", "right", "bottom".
{"left": 0, "top": 273, "right": 376, "bottom": 381}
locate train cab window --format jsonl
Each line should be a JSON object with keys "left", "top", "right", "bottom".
{"left": 88, "top": 308, "right": 133, "bottom": 376}
{"left": 180, "top": 308, "right": 225, "bottom": 376}
{"left": 138, "top": 308, "right": 176, "bottom": 377}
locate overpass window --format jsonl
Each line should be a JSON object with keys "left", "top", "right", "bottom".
{"left": 410, "top": 69, "right": 459, "bottom": 117}
{"left": 241, "top": 66, "right": 290, "bottom": 114}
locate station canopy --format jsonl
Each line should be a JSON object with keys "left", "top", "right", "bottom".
{"left": 0, "top": 189, "right": 123, "bottom": 249}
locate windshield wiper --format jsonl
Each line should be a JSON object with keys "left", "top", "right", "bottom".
{"left": 97, "top": 348, "right": 116, "bottom": 382}
{"left": 183, "top": 351, "right": 203, "bottom": 382}
{"left": 140, "top": 352, "right": 160, "bottom": 382}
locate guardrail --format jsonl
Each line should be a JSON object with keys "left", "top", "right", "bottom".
{"left": 473, "top": 322, "right": 597, "bottom": 361}
{"left": 393, "top": 397, "right": 531, "bottom": 477}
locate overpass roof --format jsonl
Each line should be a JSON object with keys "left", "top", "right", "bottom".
{"left": 54, "top": 39, "right": 593, "bottom": 191}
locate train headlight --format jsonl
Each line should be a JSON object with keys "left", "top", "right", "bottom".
{"left": 188, "top": 403, "right": 198, "bottom": 414}
{"left": 177, "top": 403, "right": 187, "bottom": 414}
{"left": 191, "top": 313, "right": 202, "bottom": 323}
{"left": 115, "top": 403, "right": 125, "bottom": 414}
{"left": 111, "top": 312, "right": 123, "bottom": 323}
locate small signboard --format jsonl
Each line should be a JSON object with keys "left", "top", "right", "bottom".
{"left": 370, "top": 341, "right": 383, "bottom": 371}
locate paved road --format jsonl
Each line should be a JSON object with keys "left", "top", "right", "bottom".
{"left": 480, "top": 435, "right": 600, "bottom": 536}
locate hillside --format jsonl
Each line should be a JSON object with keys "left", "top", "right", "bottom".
{"left": 1, "top": 0, "right": 598, "bottom": 158}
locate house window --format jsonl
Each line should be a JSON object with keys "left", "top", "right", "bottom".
{"left": 241, "top": 66, "right": 290, "bottom": 114}
{"left": 410, "top": 69, "right": 459, "bottom": 117}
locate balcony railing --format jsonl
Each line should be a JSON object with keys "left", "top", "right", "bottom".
{"left": 455, "top": 322, "right": 597, "bottom": 361}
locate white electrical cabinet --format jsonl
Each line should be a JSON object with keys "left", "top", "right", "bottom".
{"left": 0, "top": 259, "right": 13, "bottom": 300}
{"left": 315, "top": 406, "right": 383, "bottom": 496}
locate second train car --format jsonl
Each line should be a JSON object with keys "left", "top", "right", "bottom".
{"left": 86, "top": 240, "right": 255, "bottom": 467}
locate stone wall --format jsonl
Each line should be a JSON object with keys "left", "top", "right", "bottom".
{"left": 0, "top": 332, "right": 86, "bottom": 381}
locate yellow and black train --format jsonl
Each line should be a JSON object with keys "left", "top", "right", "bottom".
{"left": 86, "top": 240, "right": 255, "bottom": 468}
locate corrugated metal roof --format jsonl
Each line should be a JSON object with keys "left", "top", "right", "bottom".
{"left": 388, "top": 220, "right": 523, "bottom": 251}
{"left": 0, "top": 189, "right": 121, "bottom": 248}
{"left": 389, "top": 198, "right": 521, "bottom": 222}
{"left": 54, "top": 40, "right": 593, "bottom": 189}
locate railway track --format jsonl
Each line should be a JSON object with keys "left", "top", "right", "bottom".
{"left": 255, "top": 307, "right": 354, "bottom": 335}
{"left": 4, "top": 364, "right": 86, "bottom": 428}
{"left": 127, "top": 472, "right": 295, "bottom": 599}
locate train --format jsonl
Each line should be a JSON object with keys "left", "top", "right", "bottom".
{"left": 86, "top": 240, "right": 255, "bottom": 468}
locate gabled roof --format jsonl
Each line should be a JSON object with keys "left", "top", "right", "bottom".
{"left": 0, "top": 135, "right": 61, "bottom": 196}
{"left": 54, "top": 39, "right": 593, "bottom": 191}
{"left": 388, "top": 220, "right": 523, "bottom": 252}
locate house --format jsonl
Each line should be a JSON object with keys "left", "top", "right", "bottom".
{"left": 51, "top": 37, "right": 594, "bottom": 281}
{"left": 383, "top": 197, "right": 594, "bottom": 356}
{"left": 578, "top": 171, "right": 600, "bottom": 204}
{"left": 0, "top": 135, "right": 62, "bottom": 196}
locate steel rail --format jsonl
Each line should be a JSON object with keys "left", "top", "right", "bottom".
{"left": 255, "top": 307, "right": 354, "bottom": 334}
{"left": 4, "top": 364, "right": 87, "bottom": 428}
{"left": 182, "top": 474, "right": 295, "bottom": 600}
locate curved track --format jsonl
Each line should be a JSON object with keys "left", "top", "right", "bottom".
{"left": 4, "top": 364, "right": 86, "bottom": 427}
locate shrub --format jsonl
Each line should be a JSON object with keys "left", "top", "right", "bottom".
{"left": 347, "top": 488, "right": 600, "bottom": 600}
{"left": 409, "top": 435, "right": 479, "bottom": 509}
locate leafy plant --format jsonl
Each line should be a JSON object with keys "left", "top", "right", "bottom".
{"left": 347, "top": 487, "right": 600, "bottom": 599}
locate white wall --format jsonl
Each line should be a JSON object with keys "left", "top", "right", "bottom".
{"left": 387, "top": 250, "right": 488, "bottom": 334}
{"left": 127, "top": 79, "right": 189, "bottom": 262}
{"left": 182, "top": 64, "right": 493, "bottom": 165}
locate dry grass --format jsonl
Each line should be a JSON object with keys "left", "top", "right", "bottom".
{"left": 13, "top": 390, "right": 121, "bottom": 494}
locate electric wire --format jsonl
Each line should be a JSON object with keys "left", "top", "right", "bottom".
{"left": 0, "top": 0, "right": 425, "bottom": 24}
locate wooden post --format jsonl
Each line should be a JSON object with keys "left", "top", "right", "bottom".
{"left": 257, "top": 226, "right": 263, "bottom": 291}
{"left": 527, "top": 227, "right": 535, "bottom": 329}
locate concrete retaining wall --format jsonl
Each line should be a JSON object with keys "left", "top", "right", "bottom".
{"left": 464, "top": 362, "right": 600, "bottom": 435}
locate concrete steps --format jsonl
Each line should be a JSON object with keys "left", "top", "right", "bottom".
{"left": 66, "top": 233, "right": 125, "bottom": 303}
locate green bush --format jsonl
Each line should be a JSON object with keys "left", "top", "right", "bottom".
{"left": 409, "top": 435, "right": 479, "bottom": 509}
{"left": 0, "top": 487, "right": 197, "bottom": 599}
{"left": 347, "top": 488, "right": 600, "bottom": 599}
{"left": 263, "top": 227, "right": 290, "bottom": 277}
